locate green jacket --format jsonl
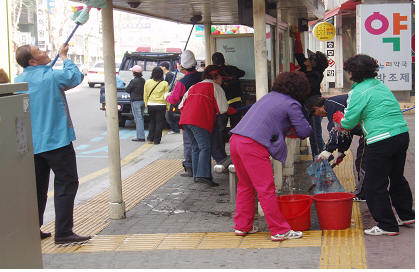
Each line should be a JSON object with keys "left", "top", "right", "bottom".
{"left": 341, "top": 78, "right": 408, "bottom": 145}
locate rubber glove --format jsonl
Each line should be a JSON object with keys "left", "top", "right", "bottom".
{"left": 286, "top": 127, "right": 298, "bottom": 138}
{"left": 317, "top": 150, "right": 332, "bottom": 161}
{"left": 332, "top": 111, "right": 347, "bottom": 131}
{"left": 227, "top": 106, "right": 238, "bottom": 116}
{"left": 333, "top": 152, "right": 345, "bottom": 166}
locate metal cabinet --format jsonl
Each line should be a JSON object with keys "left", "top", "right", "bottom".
{"left": 0, "top": 83, "right": 42, "bottom": 268}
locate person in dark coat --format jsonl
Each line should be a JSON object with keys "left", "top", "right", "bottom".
{"left": 305, "top": 94, "right": 366, "bottom": 201}
{"left": 160, "top": 61, "right": 174, "bottom": 85}
{"left": 293, "top": 29, "right": 329, "bottom": 157}
{"left": 211, "top": 52, "right": 245, "bottom": 171}
{"left": 125, "top": 65, "right": 146, "bottom": 141}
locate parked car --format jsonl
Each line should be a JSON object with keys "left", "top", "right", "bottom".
{"left": 100, "top": 51, "right": 181, "bottom": 127}
{"left": 88, "top": 62, "right": 120, "bottom": 88}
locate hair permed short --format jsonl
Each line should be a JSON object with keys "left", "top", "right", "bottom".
{"left": 271, "top": 71, "right": 310, "bottom": 103}
{"left": 343, "top": 54, "right": 379, "bottom": 83}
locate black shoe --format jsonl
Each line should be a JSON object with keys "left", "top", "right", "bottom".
{"left": 40, "top": 231, "right": 51, "bottom": 239}
{"left": 194, "top": 177, "right": 219, "bottom": 187}
{"left": 180, "top": 166, "right": 193, "bottom": 177}
{"left": 55, "top": 233, "right": 91, "bottom": 244}
{"left": 131, "top": 138, "right": 145, "bottom": 142}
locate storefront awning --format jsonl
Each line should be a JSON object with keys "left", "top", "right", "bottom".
{"left": 309, "top": 0, "right": 360, "bottom": 25}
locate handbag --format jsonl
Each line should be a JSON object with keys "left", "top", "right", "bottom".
{"left": 169, "top": 103, "right": 181, "bottom": 115}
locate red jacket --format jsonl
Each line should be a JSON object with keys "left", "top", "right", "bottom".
{"left": 179, "top": 80, "right": 228, "bottom": 133}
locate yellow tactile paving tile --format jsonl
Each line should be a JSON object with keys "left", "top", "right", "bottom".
{"left": 117, "top": 234, "right": 167, "bottom": 251}
{"left": 320, "top": 229, "right": 367, "bottom": 269}
{"left": 299, "top": 154, "right": 313, "bottom": 161}
{"left": 198, "top": 232, "right": 243, "bottom": 249}
{"left": 280, "top": 230, "right": 322, "bottom": 248}
{"left": 239, "top": 232, "right": 280, "bottom": 249}
{"left": 41, "top": 238, "right": 81, "bottom": 254}
{"left": 76, "top": 235, "right": 126, "bottom": 253}
{"left": 157, "top": 233, "right": 206, "bottom": 250}
{"left": 41, "top": 159, "right": 183, "bottom": 254}
{"left": 319, "top": 150, "right": 367, "bottom": 269}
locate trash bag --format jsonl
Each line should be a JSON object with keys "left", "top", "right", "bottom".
{"left": 306, "top": 159, "right": 345, "bottom": 194}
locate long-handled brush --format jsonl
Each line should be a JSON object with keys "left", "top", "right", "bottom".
{"left": 169, "top": 14, "right": 203, "bottom": 90}
{"left": 50, "top": 6, "right": 91, "bottom": 67}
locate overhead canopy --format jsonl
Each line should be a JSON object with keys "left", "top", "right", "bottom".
{"left": 76, "top": 0, "right": 324, "bottom": 25}
{"left": 309, "top": 0, "right": 359, "bottom": 26}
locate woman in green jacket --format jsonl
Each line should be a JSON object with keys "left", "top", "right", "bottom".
{"left": 334, "top": 54, "right": 414, "bottom": 236}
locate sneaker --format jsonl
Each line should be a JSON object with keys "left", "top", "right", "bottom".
{"left": 353, "top": 196, "right": 366, "bottom": 202}
{"left": 194, "top": 177, "right": 219, "bottom": 187}
{"left": 55, "top": 233, "right": 91, "bottom": 244}
{"left": 271, "top": 230, "right": 303, "bottom": 241}
{"left": 234, "top": 226, "right": 259, "bottom": 236}
{"left": 167, "top": 131, "right": 180, "bottom": 135}
{"left": 180, "top": 166, "right": 193, "bottom": 177}
{"left": 131, "top": 138, "right": 145, "bottom": 142}
{"left": 364, "top": 226, "right": 399, "bottom": 236}
{"left": 397, "top": 218, "right": 415, "bottom": 226}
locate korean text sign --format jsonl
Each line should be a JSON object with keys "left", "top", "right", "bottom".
{"left": 357, "top": 3, "right": 411, "bottom": 90}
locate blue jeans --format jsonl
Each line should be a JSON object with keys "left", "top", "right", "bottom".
{"left": 131, "top": 100, "right": 145, "bottom": 139}
{"left": 165, "top": 110, "right": 180, "bottom": 133}
{"left": 183, "top": 125, "right": 212, "bottom": 179}
{"left": 182, "top": 129, "right": 192, "bottom": 169}
{"left": 308, "top": 115, "right": 324, "bottom": 157}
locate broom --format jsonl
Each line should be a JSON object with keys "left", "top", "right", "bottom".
{"left": 50, "top": 6, "right": 91, "bottom": 67}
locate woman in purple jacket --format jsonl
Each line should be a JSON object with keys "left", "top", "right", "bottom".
{"left": 230, "top": 71, "right": 312, "bottom": 241}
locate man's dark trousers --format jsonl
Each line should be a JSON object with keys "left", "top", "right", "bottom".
{"left": 364, "top": 132, "right": 414, "bottom": 232}
{"left": 211, "top": 113, "right": 228, "bottom": 163}
{"left": 34, "top": 143, "right": 79, "bottom": 238}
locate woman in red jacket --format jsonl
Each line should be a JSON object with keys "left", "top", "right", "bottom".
{"left": 179, "top": 65, "right": 229, "bottom": 187}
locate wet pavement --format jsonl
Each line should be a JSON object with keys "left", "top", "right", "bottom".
{"left": 40, "top": 113, "right": 415, "bottom": 269}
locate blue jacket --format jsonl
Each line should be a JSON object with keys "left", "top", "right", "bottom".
{"left": 15, "top": 59, "right": 83, "bottom": 154}
{"left": 231, "top": 92, "right": 312, "bottom": 163}
{"left": 323, "top": 94, "right": 363, "bottom": 153}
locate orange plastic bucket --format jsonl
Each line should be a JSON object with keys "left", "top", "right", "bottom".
{"left": 277, "top": 194, "right": 312, "bottom": 231}
{"left": 312, "top": 192, "right": 355, "bottom": 230}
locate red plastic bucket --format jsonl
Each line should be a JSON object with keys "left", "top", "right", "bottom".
{"left": 277, "top": 194, "right": 312, "bottom": 231}
{"left": 312, "top": 192, "right": 355, "bottom": 230}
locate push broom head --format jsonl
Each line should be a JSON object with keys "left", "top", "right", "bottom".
{"left": 70, "top": 6, "right": 90, "bottom": 25}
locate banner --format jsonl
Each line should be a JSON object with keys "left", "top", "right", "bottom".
{"left": 357, "top": 3, "right": 412, "bottom": 90}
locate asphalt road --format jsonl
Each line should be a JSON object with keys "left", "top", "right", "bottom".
{"left": 42, "top": 80, "right": 154, "bottom": 223}
{"left": 67, "top": 81, "right": 141, "bottom": 178}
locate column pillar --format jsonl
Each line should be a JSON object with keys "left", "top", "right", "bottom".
{"left": 102, "top": 0, "right": 125, "bottom": 219}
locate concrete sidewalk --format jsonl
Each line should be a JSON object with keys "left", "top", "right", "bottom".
{"left": 40, "top": 116, "right": 415, "bottom": 269}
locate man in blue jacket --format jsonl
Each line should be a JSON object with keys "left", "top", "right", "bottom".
{"left": 305, "top": 94, "right": 366, "bottom": 201}
{"left": 15, "top": 44, "right": 91, "bottom": 244}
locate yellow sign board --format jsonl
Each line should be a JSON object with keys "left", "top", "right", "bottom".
{"left": 313, "top": 22, "right": 336, "bottom": 41}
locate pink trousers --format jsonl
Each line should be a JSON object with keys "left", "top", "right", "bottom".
{"left": 230, "top": 134, "right": 291, "bottom": 235}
